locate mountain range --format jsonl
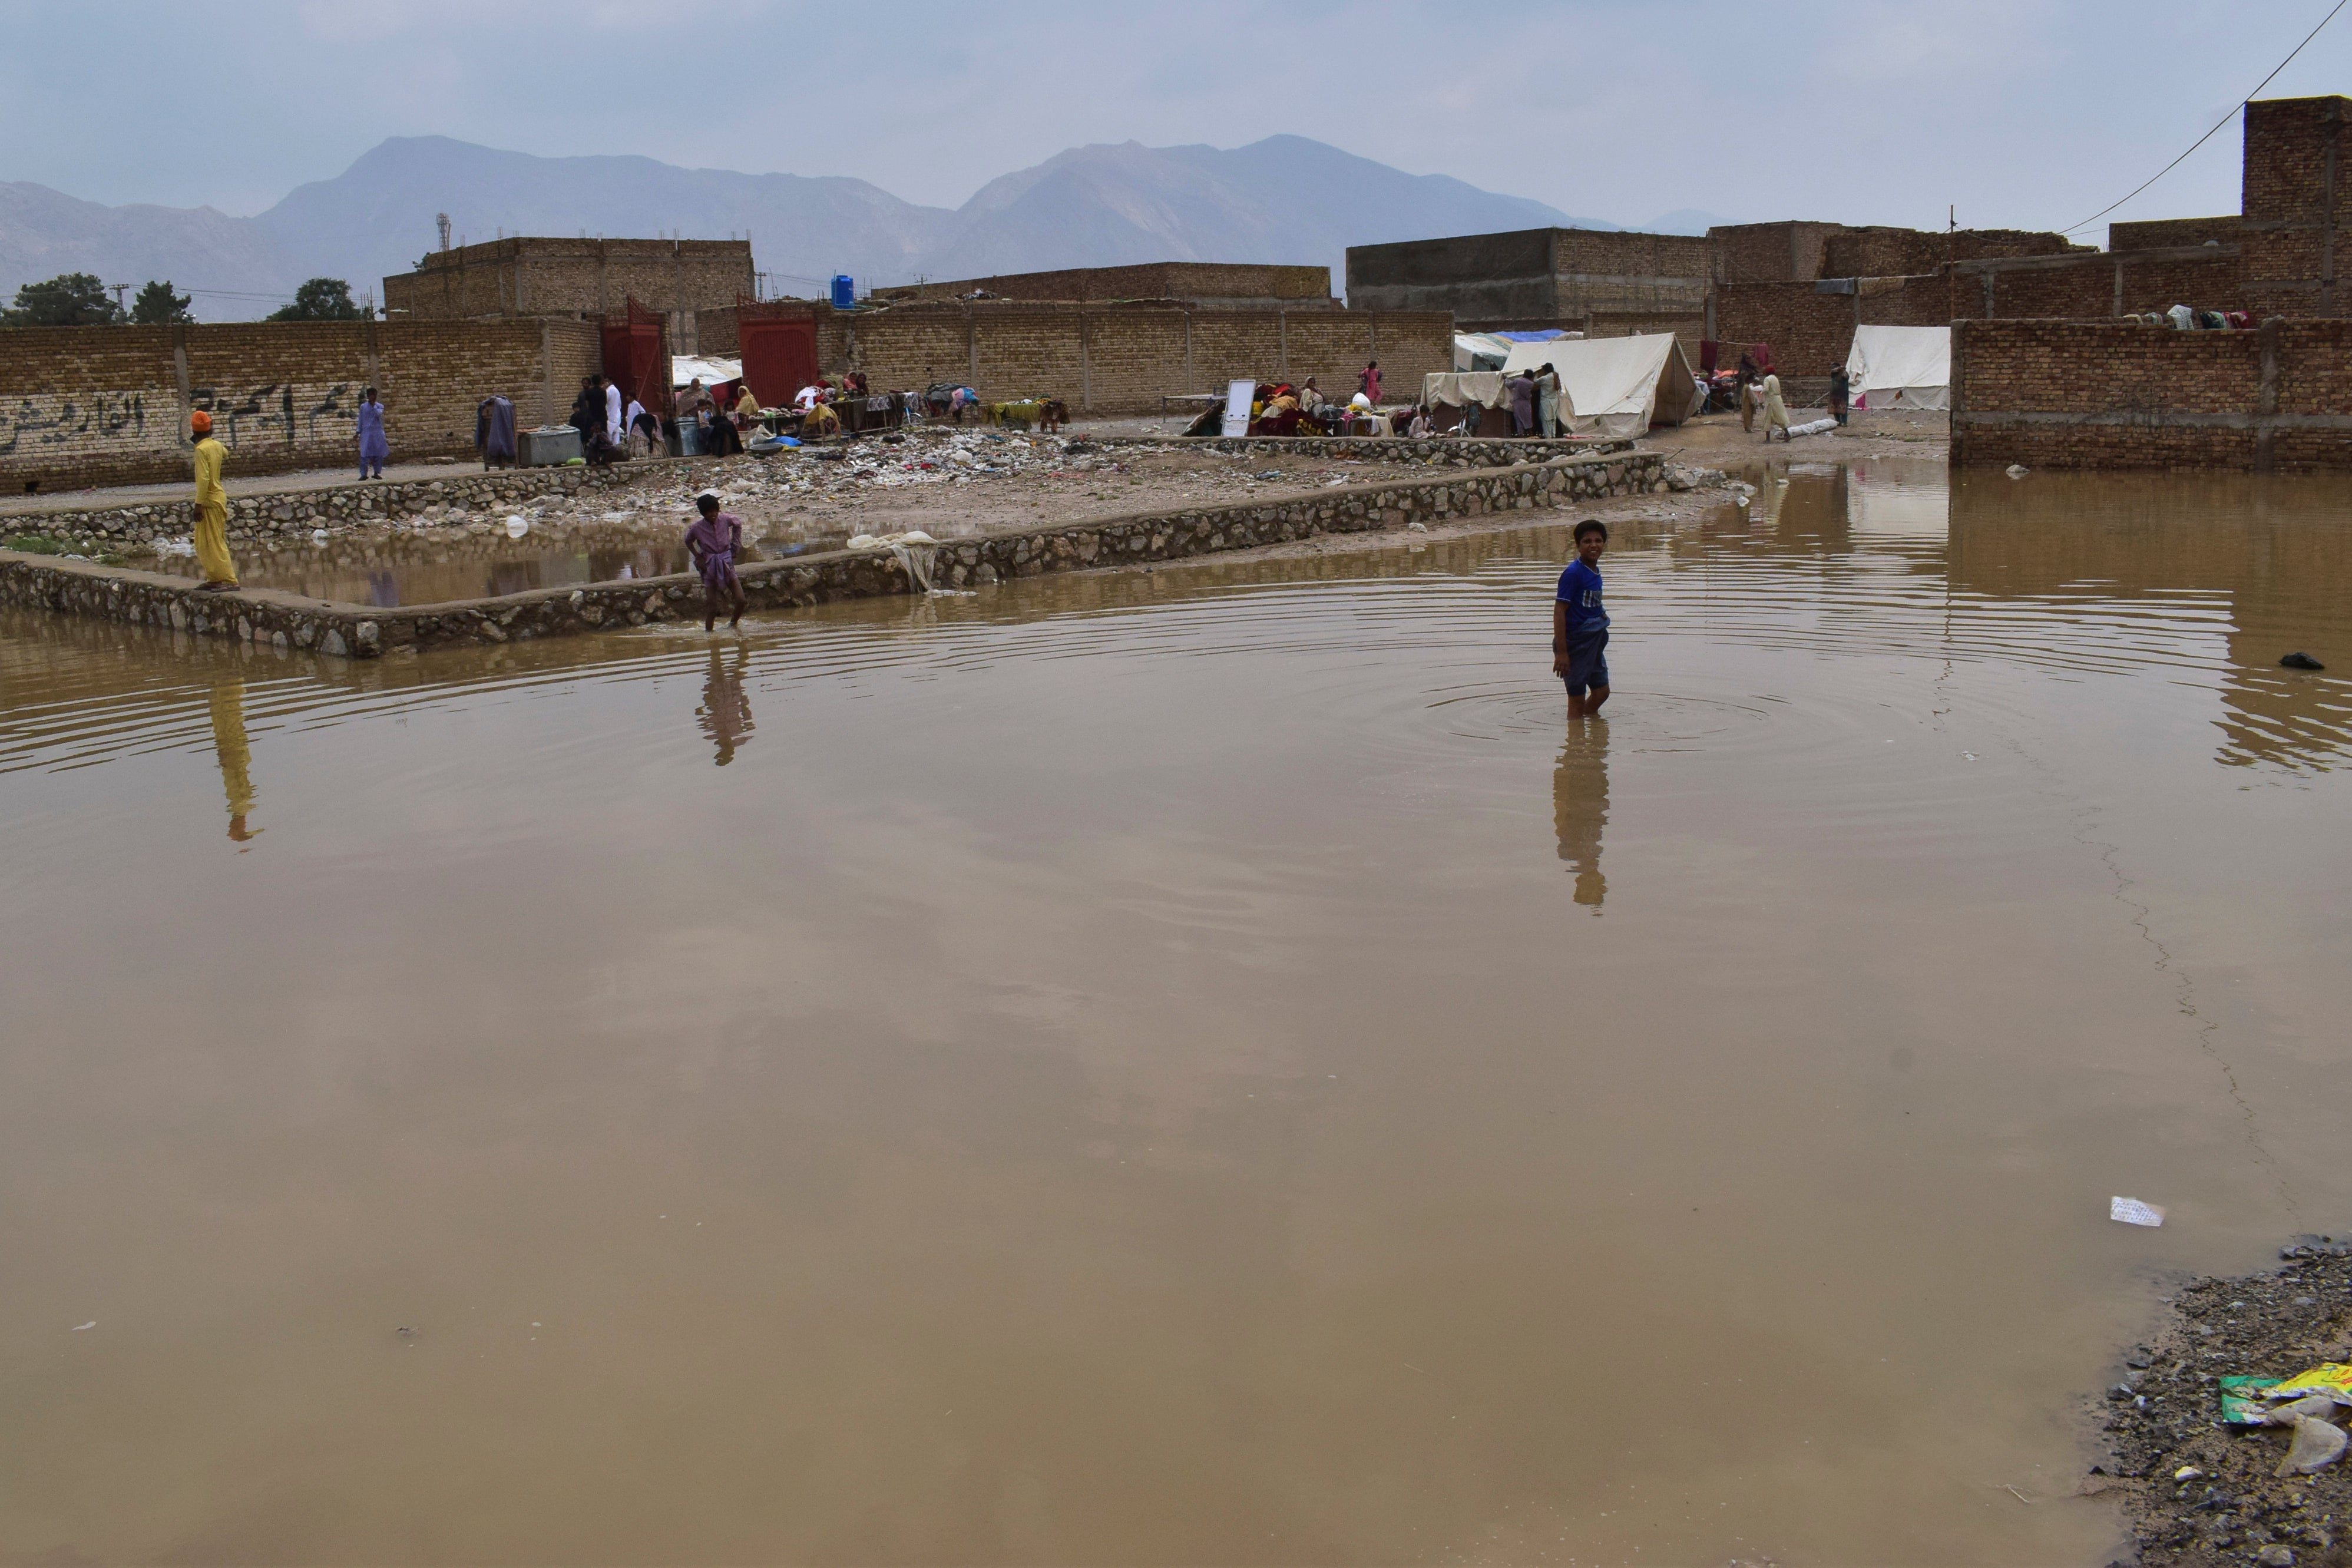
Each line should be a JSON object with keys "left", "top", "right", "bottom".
{"left": 0, "top": 135, "right": 1721, "bottom": 320}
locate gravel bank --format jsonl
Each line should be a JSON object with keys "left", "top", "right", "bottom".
{"left": 2096, "top": 1240, "right": 2352, "bottom": 1566}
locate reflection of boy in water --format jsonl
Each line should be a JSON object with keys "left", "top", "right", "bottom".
{"left": 1553, "top": 519, "right": 1611, "bottom": 718}
{"left": 696, "top": 645, "right": 755, "bottom": 766}
{"left": 1554, "top": 725, "right": 1609, "bottom": 908}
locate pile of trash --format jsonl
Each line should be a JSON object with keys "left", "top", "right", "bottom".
{"left": 2097, "top": 1236, "right": 2352, "bottom": 1564}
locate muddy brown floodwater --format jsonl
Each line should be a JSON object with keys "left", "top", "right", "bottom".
{"left": 2, "top": 458, "right": 2348, "bottom": 1566}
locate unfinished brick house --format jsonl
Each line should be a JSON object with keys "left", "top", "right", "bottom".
{"left": 382, "top": 237, "right": 755, "bottom": 354}
{"left": 1952, "top": 94, "right": 2352, "bottom": 471}
{"left": 1345, "top": 227, "right": 1712, "bottom": 340}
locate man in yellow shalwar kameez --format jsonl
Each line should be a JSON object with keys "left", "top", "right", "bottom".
{"left": 189, "top": 410, "right": 237, "bottom": 591}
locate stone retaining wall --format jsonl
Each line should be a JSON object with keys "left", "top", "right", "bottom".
{"left": 9, "top": 465, "right": 632, "bottom": 549}
{"left": 0, "top": 450, "right": 1665, "bottom": 659}
{"left": 1097, "top": 434, "right": 1635, "bottom": 466}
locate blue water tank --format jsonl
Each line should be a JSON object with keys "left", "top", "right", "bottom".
{"left": 829, "top": 274, "right": 855, "bottom": 309}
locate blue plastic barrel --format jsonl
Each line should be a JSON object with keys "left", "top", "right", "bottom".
{"left": 830, "top": 274, "right": 855, "bottom": 309}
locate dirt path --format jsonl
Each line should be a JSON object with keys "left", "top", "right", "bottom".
{"left": 1651, "top": 409, "right": 1949, "bottom": 468}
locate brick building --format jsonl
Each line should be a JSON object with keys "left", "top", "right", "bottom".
{"left": 869, "top": 262, "right": 1335, "bottom": 309}
{"left": 1949, "top": 94, "right": 2352, "bottom": 470}
{"left": 1345, "top": 227, "right": 1712, "bottom": 339}
{"left": 382, "top": 237, "right": 755, "bottom": 353}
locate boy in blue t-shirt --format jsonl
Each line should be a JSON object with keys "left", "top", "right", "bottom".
{"left": 1553, "top": 519, "right": 1610, "bottom": 717}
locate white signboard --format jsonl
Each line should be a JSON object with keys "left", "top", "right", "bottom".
{"left": 1221, "top": 378, "right": 1255, "bottom": 438}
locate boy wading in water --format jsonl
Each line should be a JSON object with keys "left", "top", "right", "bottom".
{"left": 686, "top": 491, "right": 746, "bottom": 631}
{"left": 1553, "top": 519, "right": 1610, "bottom": 717}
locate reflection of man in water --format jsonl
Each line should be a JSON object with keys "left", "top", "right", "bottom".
{"left": 1553, "top": 722, "right": 1609, "bottom": 908}
{"left": 696, "top": 645, "right": 755, "bottom": 765}
{"left": 207, "top": 681, "right": 262, "bottom": 844}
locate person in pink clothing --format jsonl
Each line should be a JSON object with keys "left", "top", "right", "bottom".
{"left": 1357, "top": 360, "right": 1381, "bottom": 404}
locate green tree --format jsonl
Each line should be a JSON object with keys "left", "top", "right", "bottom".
{"left": 267, "top": 277, "right": 369, "bottom": 322}
{"left": 129, "top": 279, "right": 193, "bottom": 325}
{"left": 4, "top": 272, "right": 123, "bottom": 326}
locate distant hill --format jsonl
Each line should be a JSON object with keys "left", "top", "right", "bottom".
{"left": 1, "top": 135, "right": 1636, "bottom": 319}
{"left": 252, "top": 137, "right": 952, "bottom": 306}
{"left": 0, "top": 181, "right": 293, "bottom": 315}
{"left": 937, "top": 135, "right": 1605, "bottom": 282}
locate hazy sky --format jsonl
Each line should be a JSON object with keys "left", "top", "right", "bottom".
{"left": 6, "top": 0, "right": 2347, "bottom": 239}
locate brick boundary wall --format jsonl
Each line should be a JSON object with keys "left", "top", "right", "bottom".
{"left": 1950, "top": 316, "right": 2352, "bottom": 471}
{"left": 841, "top": 303, "right": 1451, "bottom": 415}
{"left": 0, "top": 450, "right": 1666, "bottom": 656}
{"left": 1, "top": 319, "right": 604, "bottom": 492}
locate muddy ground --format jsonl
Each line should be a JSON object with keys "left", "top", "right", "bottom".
{"left": 2093, "top": 1242, "right": 2352, "bottom": 1567}
{"left": 1656, "top": 407, "right": 1949, "bottom": 464}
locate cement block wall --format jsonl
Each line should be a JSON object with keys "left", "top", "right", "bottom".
{"left": 1345, "top": 226, "right": 1706, "bottom": 331}
{"left": 0, "top": 319, "right": 603, "bottom": 491}
{"left": 1951, "top": 317, "right": 2352, "bottom": 471}
{"left": 1347, "top": 229, "right": 1559, "bottom": 320}
{"left": 841, "top": 302, "right": 1448, "bottom": 411}
{"left": 383, "top": 238, "right": 754, "bottom": 321}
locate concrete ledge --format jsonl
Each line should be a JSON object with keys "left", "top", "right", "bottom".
{"left": 0, "top": 449, "right": 1666, "bottom": 658}
{"left": 1097, "top": 434, "right": 1636, "bottom": 464}
{"left": 6, "top": 464, "right": 637, "bottom": 551}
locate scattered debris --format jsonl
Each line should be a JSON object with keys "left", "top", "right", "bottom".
{"left": 2113, "top": 1196, "right": 2167, "bottom": 1227}
{"left": 2277, "top": 1417, "right": 2347, "bottom": 1478}
{"left": 70, "top": 1321, "right": 94, "bottom": 1331}
{"left": 2006, "top": 464, "right": 2030, "bottom": 478}
{"left": 2094, "top": 1238, "right": 2352, "bottom": 1564}
{"left": 2281, "top": 652, "right": 2326, "bottom": 671}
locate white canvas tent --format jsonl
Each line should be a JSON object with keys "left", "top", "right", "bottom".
{"left": 1500, "top": 333, "right": 1701, "bottom": 438}
{"left": 1845, "top": 325, "right": 1950, "bottom": 411}
{"left": 1453, "top": 332, "right": 1516, "bottom": 372}
{"left": 672, "top": 354, "right": 743, "bottom": 388}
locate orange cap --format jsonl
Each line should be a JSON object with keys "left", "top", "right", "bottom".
{"left": 189, "top": 410, "right": 211, "bottom": 435}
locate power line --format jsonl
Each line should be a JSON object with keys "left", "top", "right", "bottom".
{"left": 2062, "top": 0, "right": 2351, "bottom": 237}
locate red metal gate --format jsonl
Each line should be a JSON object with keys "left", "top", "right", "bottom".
{"left": 739, "top": 314, "right": 818, "bottom": 409}
{"left": 600, "top": 299, "right": 669, "bottom": 412}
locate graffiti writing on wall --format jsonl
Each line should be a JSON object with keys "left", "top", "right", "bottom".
{"left": 188, "top": 383, "right": 360, "bottom": 448}
{"left": 0, "top": 392, "right": 147, "bottom": 456}
{"left": 0, "top": 383, "right": 362, "bottom": 464}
